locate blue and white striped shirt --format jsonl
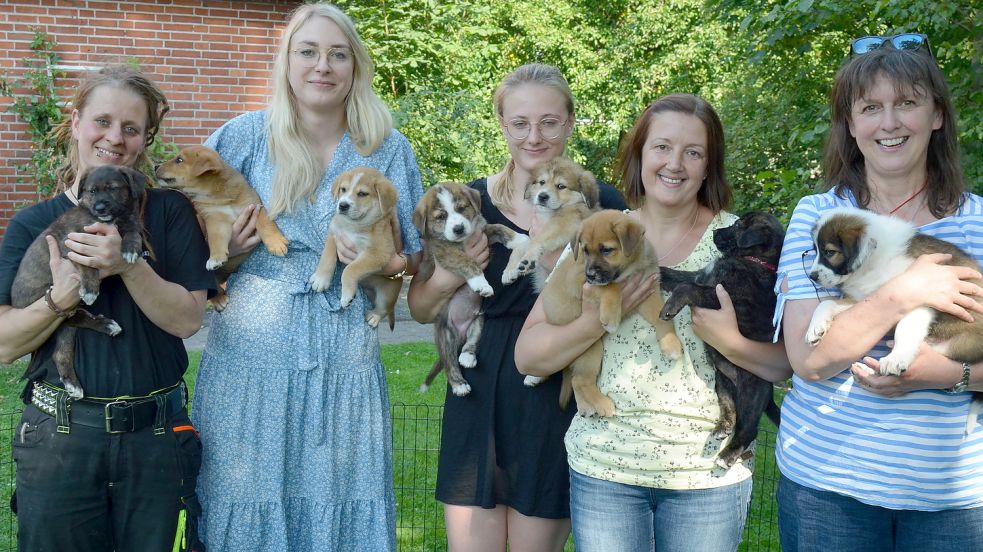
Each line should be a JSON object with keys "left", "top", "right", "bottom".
{"left": 775, "top": 189, "right": 983, "bottom": 511}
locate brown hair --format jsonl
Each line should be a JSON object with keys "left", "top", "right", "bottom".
{"left": 52, "top": 65, "right": 169, "bottom": 189}
{"left": 616, "top": 93, "right": 731, "bottom": 211}
{"left": 490, "top": 63, "right": 574, "bottom": 212}
{"left": 823, "top": 45, "right": 964, "bottom": 217}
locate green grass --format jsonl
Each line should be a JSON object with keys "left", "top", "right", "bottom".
{"left": 0, "top": 347, "right": 784, "bottom": 552}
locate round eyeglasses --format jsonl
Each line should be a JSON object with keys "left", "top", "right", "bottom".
{"left": 503, "top": 117, "right": 569, "bottom": 142}
{"left": 290, "top": 46, "right": 353, "bottom": 68}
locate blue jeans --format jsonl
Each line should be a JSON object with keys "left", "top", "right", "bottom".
{"left": 569, "top": 468, "right": 752, "bottom": 552}
{"left": 778, "top": 474, "right": 983, "bottom": 552}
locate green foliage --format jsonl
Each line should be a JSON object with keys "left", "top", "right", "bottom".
{"left": 0, "top": 29, "right": 65, "bottom": 197}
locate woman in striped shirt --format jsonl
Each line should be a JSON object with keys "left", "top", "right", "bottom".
{"left": 776, "top": 34, "right": 983, "bottom": 551}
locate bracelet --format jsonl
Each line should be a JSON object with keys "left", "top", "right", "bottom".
{"left": 945, "top": 362, "right": 972, "bottom": 393}
{"left": 43, "top": 286, "right": 76, "bottom": 319}
{"left": 385, "top": 253, "right": 408, "bottom": 280}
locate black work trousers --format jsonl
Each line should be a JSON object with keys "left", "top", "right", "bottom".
{"left": 12, "top": 403, "right": 203, "bottom": 552}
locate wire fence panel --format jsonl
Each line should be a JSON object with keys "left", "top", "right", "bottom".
{"left": 0, "top": 406, "right": 781, "bottom": 551}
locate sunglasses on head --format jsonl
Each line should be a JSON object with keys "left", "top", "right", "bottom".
{"left": 850, "top": 33, "right": 933, "bottom": 58}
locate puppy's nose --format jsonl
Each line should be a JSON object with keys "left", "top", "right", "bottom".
{"left": 93, "top": 201, "right": 109, "bottom": 214}
{"left": 537, "top": 192, "right": 549, "bottom": 204}
{"left": 808, "top": 271, "right": 820, "bottom": 283}
{"left": 452, "top": 224, "right": 466, "bottom": 236}
{"left": 338, "top": 202, "right": 350, "bottom": 213}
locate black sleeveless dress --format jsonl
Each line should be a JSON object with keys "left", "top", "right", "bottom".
{"left": 434, "top": 177, "right": 626, "bottom": 518}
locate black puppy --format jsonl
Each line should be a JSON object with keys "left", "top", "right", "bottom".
{"left": 659, "top": 211, "right": 784, "bottom": 468}
{"left": 11, "top": 165, "right": 148, "bottom": 398}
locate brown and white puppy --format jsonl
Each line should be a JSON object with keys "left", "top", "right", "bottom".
{"left": 806, "top": 207, "right": 983, "bottom": 432}
{"left": 660, "top": 212, "right": 785, "bottom": 468}
{"left": 11, "top": 165, "right": 147, "bottom": 397}
{"left": 156, "top": 145, "right": 289, "bottom": 310}
{"left": 530, "top": 209, "right": 683, "bottom": 416}
{"left": 414, "top": 182, "right": 527, "bottom": 396}
{"left": 309, "top": 167, "right": 404, "bottom": 329}
{"left": 502, "top": 157, "right": 600, "bottom": 289}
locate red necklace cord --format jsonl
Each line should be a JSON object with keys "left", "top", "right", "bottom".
{"left": 888, "top": 182, "right": 928, "bottom": 215}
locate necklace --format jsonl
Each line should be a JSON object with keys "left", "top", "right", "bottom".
{"left": 870, "top": 181, "right": 927, "bottom": 220}
{"left": 657, "top": 208, "right": 701, "bottom": 264}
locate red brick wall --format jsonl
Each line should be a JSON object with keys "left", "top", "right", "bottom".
{"left": 0, "top": 0, "right": 300, "bottom": 237}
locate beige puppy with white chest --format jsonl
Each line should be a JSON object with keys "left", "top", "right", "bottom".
{"left": 531, "top": 209, "right": 682, "bottom": 416}
{"left": 156, "top": 145, "right": 289, "bottom": 310}
{"left": 309, "top": 167, "right": 403, "bottom": 329}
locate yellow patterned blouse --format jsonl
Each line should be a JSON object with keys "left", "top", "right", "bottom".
{"left": 565, "top": 211, "right": 753, "bottom": 490}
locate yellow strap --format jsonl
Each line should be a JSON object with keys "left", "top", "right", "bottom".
{"left": 172, "top": 508, "right": 187, "bottom": 552}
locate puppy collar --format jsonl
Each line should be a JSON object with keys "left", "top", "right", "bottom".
{"left": 743, "top": 256, "right": 776, "bottom": 272}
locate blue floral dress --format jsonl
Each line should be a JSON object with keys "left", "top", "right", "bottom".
{"left": 191, "top": 111, "right": 424, "bottom": 551}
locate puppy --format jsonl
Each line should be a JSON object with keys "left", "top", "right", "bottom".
{"left": 414, "top": 182, "right": 527, "bottom": 396}
{"left": 530, "top": 210, "right": 682, "bottom": 416}
{"left": 659, "top": 211, "right": 785, "bottom": 468}
{"left": 11, "top": 166, "right": 147, "bottom": 398}
{"left": 502, "top": 158, "right": 599, "bottom": 289}
{"left": 156, "top": 145, "right": 289, "bottom": 310}
{"left": 805, "top": 207, "right": 983, "bottom": 432}
{"left": 309, "top": 167, "right": 404, "bottom": 329}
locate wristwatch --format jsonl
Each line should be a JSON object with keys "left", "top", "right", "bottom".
{"left": 945, "top": 362, "right": 972, "bottom": 393}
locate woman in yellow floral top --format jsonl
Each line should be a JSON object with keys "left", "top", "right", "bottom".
{"left": 515, "top": 94, "right": 791, "bottom": 552}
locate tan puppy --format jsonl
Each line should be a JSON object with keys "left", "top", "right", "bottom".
{"left": 532, "top": 210, "right": 682, "bottom": 416}
{"left": 502, "top": 158, "right": 599, "bottom": 289}
{"left": 156, "top": 145, "right": 289, "bottom": 310}
{"left": 309, "top": 167, "right": 404, "bottom": 329}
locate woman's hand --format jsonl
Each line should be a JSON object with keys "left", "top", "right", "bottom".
{"left": 65, "top": 222, "right": 137, "bottom": 278}
{"left": 46, "top": 235, "right": 82, "bottom": 311}
{"left": 852, "top": 342, "right": 963, "bottom": 397}
{"left": 335, "top": 233, "right": 359, "bottom": 265}
{"left": 885, "top": 253, "right": 983, "bottom": 322}
{"left": 581, "top": 272, "right": 657, "bottom": 322}
{"left": 691, "top": 284, "right": 742, "bottom": 356}
{"left": 228, "top": 204, "right": 262, "bottom": 258}
{"left": 461, "top": 229, "right": 490, "bottom": 270}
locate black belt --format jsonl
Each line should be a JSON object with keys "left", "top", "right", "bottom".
{"left": 31, "top": 381, "right": 187, "bottom": 435}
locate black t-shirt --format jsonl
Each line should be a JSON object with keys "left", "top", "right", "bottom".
{"left": 0, "top": 189, "right": 216, "bottom": 396}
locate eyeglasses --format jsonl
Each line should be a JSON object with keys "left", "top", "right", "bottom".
{"left": 290, "top": 46, "right": 353, "bottom": 68}
{"left": 850, "top": 33, "right": 933, "bottom": 58}
{"left": 799, "top": 248, "right": 836, "bottom": 300}
{"left": 503, "top": 117, "right": 569, "bottom": 142}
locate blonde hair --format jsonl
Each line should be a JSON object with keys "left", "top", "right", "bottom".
{"left": 267, "top": 3, "right": 392, "bottom": 217}
{"left": 490, "top": 63, "right": 574, "bottom": 212}
{"left": 53, "top": 65, "right": 169, "bottom": 188}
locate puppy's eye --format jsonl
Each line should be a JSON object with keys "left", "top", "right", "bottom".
{"left": 538, "top": 179, "right": 546, "bottom": 185}
{"left": 557, "top": 183, "right": 566, "bottom": 190}
{"left": 434, "top": 211, "right": 446, "bottom": 220}
{"left": 454, "top": 202, "right": 467, "bottom": 211}
{"left": 599, "top": 246, "right": 614, "bottom": 256}
{"left": 357, "top": 191, "right": 369, "bottom": 197}
{"left": 822, "top": 248, "right": 837, "bottom": 258}
{"left": 339, "top": 187, "right": 347, "bottom": 193}
{"left": 175, "top": 157, "right": 184, "bottom": 164}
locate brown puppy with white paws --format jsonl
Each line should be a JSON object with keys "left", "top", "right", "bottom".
{"left": 156, "top": 145, "right": 289, "bottom": 310}
{"left": 529, "top": 209, "right": 682, "bottom": 416}
{"left": 309, "top": 167, "right": 403, "bottom": 329}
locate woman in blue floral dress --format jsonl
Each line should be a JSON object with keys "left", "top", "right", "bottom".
{"left": 190, "top": 4, "right": 424, "bottom": 551}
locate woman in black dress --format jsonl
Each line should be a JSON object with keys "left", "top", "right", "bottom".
{"left": 408, "top": 63, "right": 626, "bottom": 551}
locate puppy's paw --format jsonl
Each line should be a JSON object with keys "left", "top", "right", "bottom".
{"left": 206, "top": 258, "right": 226, "bottom": 271}
{"left": 458, "top": 351, "right": 477, "bottom": 368}
{"left": 467, "top": 275, "right": 494, "bottom": 297}
{"left": 578, "top": 395, "right": 616, "bottom": 417}
{"left": 209, "top": 293, "right": 229, "bottom": 312}
{"left": 714, "top": 455, "right": 737, "bottom": 470}
{"left": 340, "top": 289, "right": 356, "bottom": 309}
{"left": 80, "top": 288, "right": 99, "bottom": 306}
{"left": 122, "top": 251, "right": 140, "bottom": 264}
{"left": 877, "top": 353, "right": 911, "bottom": 376}
{"left": 659, "top": 334, "right": 683, "bottom": 360}
{"left": 451, "top": 382, "right": 472, "bottom": 397}
{"left": 501, "top": 268, "right": 519, "bottom": 285}
{"left": 804, "top": 319, "right": 829, "bottom": 346}
{"left": 506, "top": 234, "right": 529, "bottom": 250}
{"left": 659, "top": 298, "right": 683, "bottom": 320}
{"left": 523, "top": 375, "right": 543, "bottom": 387}
{"left": 264, "top": 235, "right": 289, "bottom": 256}
{"left": 308, "top": 272, "right": 332, "bottom": 293}
{"left": 106, "top": 320, "right": 122, "bottom": 336}
{"left": 365, "top": 312, "right": 383, "bottom": 328}
{"left": 599, "top": 315, "right": 621, "bottom": 334}
{"left": 418, "top": 383, "right": 430, "bottom": 393}
{"left": 63, "top": 380, "right": 84, "bottom": 400}
{"left": 516, "top": 257, "right": 537, "bottom": 276}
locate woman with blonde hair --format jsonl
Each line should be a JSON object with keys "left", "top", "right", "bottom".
{"left": 191, "top": 3, "right": 424, "bottom": 550}
{"left": 409, "top": 63, "right": 626, "bottom": 551}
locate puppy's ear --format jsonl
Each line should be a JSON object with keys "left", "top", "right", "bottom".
{"left": 523, "top": 175, "right": 536, "bottom": 200}
{"left": 617, "top": 217, "right": 646, "bottom": 258}
{"left": 571, "top": 228, "right": 583, "bottom": 261}
{"left": 464, "top": 186, "right": 482, "bottom": 215}
{"left": 579, "top": 170, "right": 599, "bottom": 209}
{"left": 192, "top": 152, "right": 223, "bottom": 177}
{"left": 376, "top": 174, "right": 398, "bottom": 213}
{"left": 77, "top": 169, "right": 93, "bottom": 195}
{"left": 331, "top": 174, "right": 346, "bottom": 201}
{"left": 737, "top": 226, "right": 768, "bottom": 249}
{"left": 845, "top": 223, "right": 876, "bottom": 273}
{"left": 412, "top": 191, "right": 430, "bottom": 235}
{"left": 121, "top": 167, "right": 148, "bottom": 200}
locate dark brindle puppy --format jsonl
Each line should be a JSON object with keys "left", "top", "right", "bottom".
{"left": 11, "top": 165, "right": 148, "bottom": 398}
{"left": 659, "top": 211, "right": 784, "bottom": 468}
